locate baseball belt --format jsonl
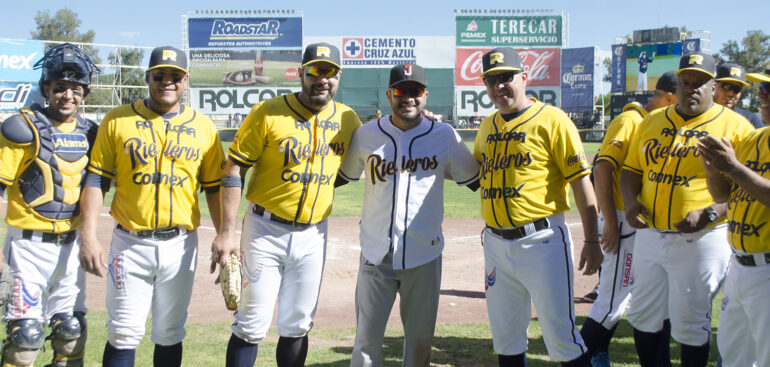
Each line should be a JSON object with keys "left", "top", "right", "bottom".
{"left": 116, "top": 224, "right": 184, "bottom": 241}
{"left": 21, "top": 229, "right": 76, "bottom": 245}
{"left": 733, "top": 251, "right": 770, "bottom": 267}
{"left": 252, "top": 204, "right": 312, "bottom": 229}
{"left": 487, "top": 218, "right": 550, "bottom": 240}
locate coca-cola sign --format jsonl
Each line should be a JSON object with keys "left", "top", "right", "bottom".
{"left": 455, "top": 47, "right": 561, "bottom": 87}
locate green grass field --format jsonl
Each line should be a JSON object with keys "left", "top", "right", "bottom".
{"left": 190, "top": 60, "right": 301, "bottom": 88}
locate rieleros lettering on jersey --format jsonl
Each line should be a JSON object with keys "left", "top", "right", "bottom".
{"left": 87, "top": 100, "right": 224, "bottom": 231}
{"left": 623, "top": 104, "right": 754, "bottom": 230}
{"left": 228, "top": 92, "right": 361, "bottom": 224}
{"left": 594, "top": 102, "right": 647, "bottom": 210}
{"left": 473, "top": 99, "right": 591, "bottom": 228}
{"left": 726, "top": 128, "right": 770, "bottom": 252}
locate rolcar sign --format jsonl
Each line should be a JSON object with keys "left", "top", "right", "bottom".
{"left": 192, "top": 87, "right": 301, "bottom": 114}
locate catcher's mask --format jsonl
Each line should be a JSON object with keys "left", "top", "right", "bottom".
{"left": 34, "top": 43, "right": 100, "bottom": 96}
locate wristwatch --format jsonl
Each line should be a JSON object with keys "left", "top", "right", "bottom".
{"left": 705, "top": 207, "right": 719, "bottom": 223}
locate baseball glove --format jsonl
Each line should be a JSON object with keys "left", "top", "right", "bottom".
{"left": 218, "top": 253, "right": 242, "bottom": 311}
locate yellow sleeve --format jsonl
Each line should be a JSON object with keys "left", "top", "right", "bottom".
{"left": 228, "top": 102, "right": 267, "bottom": 166}
{"left": 595, "top": 112, "right": 637, "bottom": 169}
{"left": 551, "top": 109, "right": 590, "bottom": 182}
{"left": 0, "top": 134, "right": 34, "bottom": 186}
{"left": 622, "top": 115, "right": 648, "bottom": 175}
{"left": 199, "top": 118, "right": 225, "bottom": 188}
{"left": 87, "top": 111, "right": 117, "bottom": 178}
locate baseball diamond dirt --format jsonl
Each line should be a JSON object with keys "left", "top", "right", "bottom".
{"left": 86, "top": 209, "right": 596, "bottom": 327}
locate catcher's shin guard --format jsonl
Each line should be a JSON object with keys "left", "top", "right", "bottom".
{"left": 1, "top": 319, "right": 45, "bottom": 367}
{"left": 47, "top": 312, "right": 86, "bottom": 367}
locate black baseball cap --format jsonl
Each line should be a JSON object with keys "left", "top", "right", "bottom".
{"left": 480, "top": 47, "right": 523, "bottom": 77}
{"left": 655, "top": 71, "right": 678, "bottom": 94}
{"left": 746, "top": 68, "right": 770, "bottom": 83}
{"left": 716, "top": 63, "right": 749, "bottom": 86}
{"left": 389, "top": 64, "right": 427, "bottom": 88}
{"left": 675, "top": 52, "right": 715, "bottom": 78}
{"left": 302, "top": 43, "right": 341, "bottom": 69}
{"left": 148, "top": 46, "right": 188, "bottom": 74}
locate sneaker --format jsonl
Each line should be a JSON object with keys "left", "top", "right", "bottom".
{"left": 584, "top": 283, "right": 599, "bottom": 303}
{"left": 591, "top": 352, "right": 611, "bottom": 367}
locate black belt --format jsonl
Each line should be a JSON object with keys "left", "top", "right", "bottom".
{"left": 252, "top": 204, "right": 311, "bottom": 229}
{"left": 487, "top": 218, "right": 550, "bottom": 240}
{"left": 117, "top": 224, "right": 183, "bottom": 240}
{"left": 21, "top": 230, "right": 76, "bottom": 245}
{"left": 734, "top": 252, "right": 770, "bottom": 267}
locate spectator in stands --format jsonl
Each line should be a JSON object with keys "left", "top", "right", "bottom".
{"left": 714, "top": 63, "right": 764, "bottom": 128}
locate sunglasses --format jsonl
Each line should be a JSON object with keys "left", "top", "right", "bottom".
{"left": 152, "top": 75, "right": 184, "bottom": 83}
{"left": 760, "top": 82, "right": 770, "bottom": 95}
{"left": 391, "top": 86, "right": 425, "bottom": 98}
{"left": 720, "top": 82, "right": 742, "bottom": 94}
{"left": 304, "top": 66, "right": 339, "bottom": 78}
{"left": 483, "top": 72, "right": 516, "bottom": 87}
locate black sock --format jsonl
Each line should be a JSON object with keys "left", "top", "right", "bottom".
{"left": 103, "top": 341, "right": 136, "bottom": 367}
{"left": 580, "top": 317, "right": 616, "bottom": 356}
{"left": 633, "top": 326, "right": 668, "bottom": 367}
{"left": 561, "top": 352, "right": 592, "bottom": 367}
{"left": 498, "top": 352, "right": 526, "bottom": 367}
{"left": 276, "top": 335, "right": 309, "bottom": 367}
{"left": 657, "top": 319, "right": 672, "bottom": 367}
{"left": 680, "top": 341, "right": 710, "bottom": 367}
{"left": 154, "top": 342, "right": 182, "bottom": 367}
{"left": 226, "top": 334, "right": 258, "bottom": 367}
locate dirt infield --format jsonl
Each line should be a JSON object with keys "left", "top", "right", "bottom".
{"left": 86, "top": 211, "right": 597, "bottom": 327}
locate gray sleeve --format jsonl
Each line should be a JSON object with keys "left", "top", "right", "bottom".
{"left": 0, "top": 115, "right": 34, "bottom": 144}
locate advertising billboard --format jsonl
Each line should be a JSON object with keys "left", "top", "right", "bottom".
{"left": 187, "top": 16, "right": 302, "bottom": 49}
{"left": 561, "top": 47, "right": 594, "bottom": 114}
{"left": 625, "top": 42, "right": 682, "bottom": 92}
{"left": 0, "top": 82, "right": 44, "bottom": 112}
{"left": 455, "top": 15, "right": 563, "bottom": 47}
{"left": 304, "top": 36, "right": 454, "bottom": 69}
{"left": 0, "top": 39, "right": 44, "bottom": 83}
{"left": 189, "top": 49, "right": 301, "bottom": 88}
{"left": 190, "top": 86, "right": 301, "bottom": 114}
{"left": 611, "top": 44, "right": 627, "bottom": 93}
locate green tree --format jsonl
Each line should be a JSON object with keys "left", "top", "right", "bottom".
{"left": 716, "top": 30, "right": 770, "bottom": 112}
{"left": 30, "top": 8, "right": 100, "bottom": 63}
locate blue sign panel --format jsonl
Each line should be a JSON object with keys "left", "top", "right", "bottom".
{"left": 0, "top": 39, "right": 44, "bottom": 83}
{"left": 561, "top": 47, "right": 594, "bottom": 114}
{"left": 0, "top": 82, "right": 44, "bottom": 112}
{"left": 188, "top": 17, "right": 302, "bottom": 49}
{"left": 611, "top": 44, "right": 626, "bottom": 93}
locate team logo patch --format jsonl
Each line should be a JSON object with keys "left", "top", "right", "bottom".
{"left": 162, "top": 50, "right": 177, "bottom": 62}
{"left": 242, "top": 256, "right": 263, "bottom": 289}
{"left": 721, "top": 295, "right": 729, "bottom": 311}
{"left": 490, "top": 52, "right": 504, "bottom": 65}
{"left": 609, "top": 140, "right": 623, "bottom": 149}
{"left": 52, "top": 133, "right": 88, "bottom": 153}
{"left": 11, "top": 276, "right": 41, "bottom": 317}
{"left": 109, "top": 253, "right": 126, "bottom": 292}
{"left": 485, "top": 267, "right": 496, "bottom": 290}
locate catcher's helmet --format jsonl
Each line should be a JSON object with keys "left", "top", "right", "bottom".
{"left": 34, "top": 43, "right": 99, "bottom": 88}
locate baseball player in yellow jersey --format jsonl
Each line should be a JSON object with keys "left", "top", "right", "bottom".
{"left": 698, "top": 68, "right": 770, "bottom": 367}
{"left": 473, "top": 47, "right": 602, "bottom": 367}
{"left": 713, "top": 63, "right": 764, "bottom": 128}
{"left": 0, "top": 43, "right": 99, "bottom": 367}
{"left": 580, "top": 72, "right": 678, "bottom": 367}
{"left": 78, "top": 46, "right": 224, "bottom": 367}
{"left": 620, "top": 53, "right": 755, "bottom": 367}
{"left": 209, "top": 43, "right": 361, "bottom": 367}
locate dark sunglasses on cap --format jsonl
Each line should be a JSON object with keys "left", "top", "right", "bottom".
{"left": 483, "top": 71, "right": 516, "bottom": 87}
{"left": 720, "top": 82, "right": 742, "bottom": 94}
{"left": 392, "top": 86, "right": 425, "bottom": 98}
{"left": 760, "top": 82, "right": 770, "bottom": 95}
{"left": 304, "top": 66, "right": 339, "bottom": 78}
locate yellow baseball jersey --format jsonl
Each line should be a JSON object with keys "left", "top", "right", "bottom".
{"left": 726, "top": 127, "right": 770, "bottom": 253}
{"left": 228, "top": 93, "right": 361, "bottom": 224}
{"left": 87, "top": 101, "right": 224, "bottom": 231}
{"left": 473, "top": 99, "right": 591, "bottom": 228}
{"left": 623, "top": 104, "right": 754, "bottom": 230}
{"left": 595, "top": 102, "right": 648, "bottom": 210}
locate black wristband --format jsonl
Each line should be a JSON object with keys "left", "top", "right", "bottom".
{"left": 222, "top": 175, "right": 243, "bottom": 188}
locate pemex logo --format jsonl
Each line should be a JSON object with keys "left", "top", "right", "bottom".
{"left": 466, "top": 21, "right": 478, "bottom": 32}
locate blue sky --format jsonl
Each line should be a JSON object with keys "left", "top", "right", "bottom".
{"left": 2, "top": 0, "right": 766, "bottom": 54}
